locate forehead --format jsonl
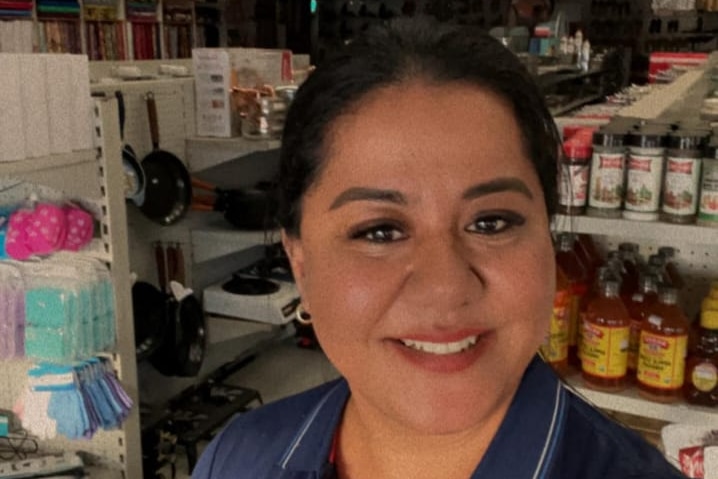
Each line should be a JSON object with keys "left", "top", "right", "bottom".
{"left": 312, "top": 80, "right": 535, "bottom": 192}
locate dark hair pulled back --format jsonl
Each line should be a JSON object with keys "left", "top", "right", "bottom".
{"left": 277, "top": 19, "right": 560, "bottom": 236}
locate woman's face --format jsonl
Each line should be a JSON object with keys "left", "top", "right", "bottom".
{"left": 283, "top": 81, "right": 555, "bottom": 435}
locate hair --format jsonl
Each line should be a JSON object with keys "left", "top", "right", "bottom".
{"left": 277, "top": 18, "right": 560, "bottom": 237}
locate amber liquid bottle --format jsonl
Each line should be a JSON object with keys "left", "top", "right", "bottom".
{"left": 556, "top": 233, "right": 589, "bottom": 368}
{"left": 658, "top": 246, "right": 684, "bottom": 290}
{"left": 684, "top": 310, "right": 718, "bottom": 407}
{"left": 637, "top": 286, "right": 689, "bottom": 403}
{"left": 582, "top": 278, "right": 630, "bottom": 392}
{"left": 618, "top": 242, "right": 641, "bottom": 303}
{"left": 540, "top": 268, "right": 571, "bottom": 376}
{"left": 624, "top": 274, "right": 659, "bottom": 378}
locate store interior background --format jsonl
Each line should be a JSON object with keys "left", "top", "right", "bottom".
{"left": 1, "top": 0, "right": 717, "bottom": 478}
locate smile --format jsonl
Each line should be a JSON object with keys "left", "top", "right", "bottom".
{"left": 399, "top": 336, "right": 479, "bottom": 355}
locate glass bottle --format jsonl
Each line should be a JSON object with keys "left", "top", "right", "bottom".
{"left": 657, "top": 246, "right": 684, "bottom": 290}
{"left": 555, "top": 233, "right": 589, "bottom": 367}
{"left": 618, "top": 242, "right": 641, "bottom": 302}
{"left": 541, "top": 268, "right": 571, "bottom": 376}
{"left": 683, "top": 310, "right": 718, "bottom": 407}
{"left": 582, "top": 278, "right": 630, "bottom": 392}
{"left": 637, "top": 286, "right": 689, "bottom": 403}
{"left": 624, "top": 273, "right": 659, "bottom": 377}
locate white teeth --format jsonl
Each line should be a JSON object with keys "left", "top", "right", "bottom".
{"left": 400, "top": 336, "right": 478, "bottom": 355}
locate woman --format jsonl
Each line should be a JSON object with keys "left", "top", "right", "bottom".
{"left": 192, "top": 21, "right": 685, "bottom": 479}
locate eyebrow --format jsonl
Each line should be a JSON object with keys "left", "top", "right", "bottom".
{"left": 329, "top": 187, "right": 407, "bottom": 210}
{"left": 328, "top": 177, "right": 534, "bottom": 211}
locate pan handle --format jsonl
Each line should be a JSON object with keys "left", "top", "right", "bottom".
{"left": 166, "top": 242, "right": 179, "bottom": 285}
{"left": 191, "top": 177, "right": 217, "bottom": 193}
{"left": 175, "top": 243, "right": 186, "bottom": 286}
{"left": 145, "top": 91, "right": 160, "bottom": 150}
{"left": 154, "top": 241, "right": 167, "bottom": 292}
{"left": 115, "top": 90, "right": 126, "bottom": 141}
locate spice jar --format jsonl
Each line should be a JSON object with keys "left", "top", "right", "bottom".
{"left": 623, "top": 128, "right": 667, "bottom": 222}
{"left": 660, "top": 130, "right": 708, "bottom": 224}
{"left": 587, "top": 128, "right": 626, "bottom": 218}
{"left": 698, "top": 143, "right": 718, "bottom": 227}
{"left": 558, "top": 139, "right": 591, "bottom": 215}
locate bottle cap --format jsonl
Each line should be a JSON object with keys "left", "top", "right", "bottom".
{"left": 628, "top": 128, "right": 667, "bottom": 149}
{"left": 667, "top": 130, "right": 709, "bottom": 151}
{"left": 701, "top": 310, "right": 718, "bottom": 329}
{"left": 592, "top": 129, "right": 626, "bottom": 148}
{"left": 706, "top": 143, "right": 718, "bottom": 160}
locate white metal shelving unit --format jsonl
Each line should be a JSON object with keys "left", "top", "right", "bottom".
{"left": 0, "top": 98, "right": 142, "bottom": 478}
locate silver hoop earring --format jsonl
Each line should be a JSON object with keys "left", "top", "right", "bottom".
{"left": 295, "top": 304, "right": 312, "bottom": 325}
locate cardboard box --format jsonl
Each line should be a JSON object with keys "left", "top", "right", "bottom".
{"left": 192, "top": 47, "right": 293, "bottom": 138}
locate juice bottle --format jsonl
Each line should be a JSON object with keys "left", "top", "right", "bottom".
{"left": 683, "top": 310, "right": 718, "bottom": 407}
{"left": 657, "top": 246, "right": 684, "bottom": 290}
{"left": 618, "top": 242, "right": 641, "bottom": 303}
{"left": 624, "top": 273, "right": 659, "bottom": 377}
{"left": 555, "top": 233, "right": 589, "bottom": 367}
{"left": 637, "top": 286, "right": 689, "bottom": 403}
{"left": 581, "top": 278, "right": 630, "bottom": 392}
{"left": 540, "top": 268, "right": 571, "bottom": 376}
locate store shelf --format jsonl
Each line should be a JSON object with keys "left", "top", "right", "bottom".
{"left": 564, "top": 374, "right": 717, "bottom": 426}
{"left": 191, "top": 216, "right": 279, "bottom": 263}
{"left": 186, "top": 136, "right": 280, "bottom": 173}
{"left": 206, "top": 314, "right": 278, "bottom": 345}
{"left": 549, "top": 94, "right": 604, "bottom": 117}
{"left": 552, "top": 215, "right": 718, "bottom": 246}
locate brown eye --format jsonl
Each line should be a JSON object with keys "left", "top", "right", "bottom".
{"left": 467, "top": 212, "right": 525, "bottom": 235}
{"left": 352, "top": 224, "right": 406, "bottom": 243}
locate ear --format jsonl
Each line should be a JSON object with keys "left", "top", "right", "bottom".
{"left": 281, "top": 229, "right": 308, "bottom": 305}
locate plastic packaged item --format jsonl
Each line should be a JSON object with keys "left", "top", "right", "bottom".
{"left": 587, "top": 128, "right": 626, "bottom": 218}
{"left": 637, "top": 285, "right": 689, "bottom": 403}
{"left": 683, "top": 309, "right": 718, "bottom": 407}
{"left": 661, "top": 130, "right": 708, "bottom": 224}
{"left": 558, "top": 139, "right": 592, "bottom": 215}
{"left": 623, "top": 128, "right": 667, "bottom": 222}
{"left": 698, "top": 143, "right": 718, "bottom": 227}
{"left": 582, "top": 278, "right": 630, "bottom": 392}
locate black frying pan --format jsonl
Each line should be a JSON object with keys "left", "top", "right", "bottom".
{"left": 115, "top": 90, "right": 146, "bottom": 205}
{"left": 131, "top": 241, "right": 169, "bottom": 362}
{"left": 139, "top": 91, "right": 192, "bottom": 226}
{"left": 171, "top": 243, "right": 206, "bottom": 377}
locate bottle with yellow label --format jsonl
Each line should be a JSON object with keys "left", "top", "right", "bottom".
{"left": 582, "top": 278, "right": 630, "bottom": 392}
{"left": 637, "top": 285, "right": 689, "bottom": 403}
{"left": 683, "top": 310, "right": 718, "bottom": 407}
{"left": 541, "top": 268, "right": 571, "bottom": 376}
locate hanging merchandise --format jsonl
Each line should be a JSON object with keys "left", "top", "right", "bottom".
{"left": 637, "top": 285, "right": 689, "bottom": 403}
{"left": 3, "top": 201, "right": 94, "bottom": 260}
{"left": 581, "top": 277, "right": 631, "bottom": 392}
{"left": 14, "top": 357, "right": 133, "bottom": 440}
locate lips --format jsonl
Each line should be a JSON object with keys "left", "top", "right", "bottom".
{"left": 390, "top": 330, "right": 492, "bottom": 374}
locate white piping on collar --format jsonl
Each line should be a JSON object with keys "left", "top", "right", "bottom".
{"left": 532, "top": 381, "right": 567, "bottom": 479}
{"left": 279, "top": 381, "right": 345, "bottom": 469}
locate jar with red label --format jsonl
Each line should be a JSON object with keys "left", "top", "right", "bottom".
{"left": 587, "top": 128, "right": 626, "bottom": 218}
{"left": 623, "top": 128, "right": 667, "bottom": 222}
{"left": 558, "top": 139, "right": 592, "bottom": 215}
{"left": 661, "top": 130, "right": 709, "bottom": 224}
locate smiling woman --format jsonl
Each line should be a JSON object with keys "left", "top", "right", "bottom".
{"left": 191, "top": 19, "right": 687, "bottom": 479}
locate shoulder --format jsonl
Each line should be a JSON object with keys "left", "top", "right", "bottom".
{"left": 552, "top": 388, "right": 685, "bottom": 478}
{"left": 191, "top": 378, "right": 346, "bottom": 479}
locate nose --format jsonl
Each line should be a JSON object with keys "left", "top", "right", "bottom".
{"left": 403, "top": 232, "right": 483, "bottom": 312}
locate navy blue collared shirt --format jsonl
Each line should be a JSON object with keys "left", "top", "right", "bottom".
{"left": 192, "top": 357, "right": 686, "bottom": 478}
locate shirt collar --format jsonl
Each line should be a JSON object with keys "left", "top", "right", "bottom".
{"left": 274, "top": 356, "right": 566, "bottom": 479}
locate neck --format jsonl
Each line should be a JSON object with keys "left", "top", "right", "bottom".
{"left": 335, "top": 393, "right": 510, "bottom": 479}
